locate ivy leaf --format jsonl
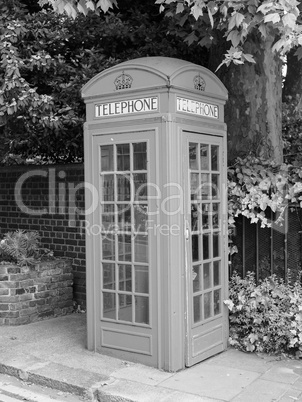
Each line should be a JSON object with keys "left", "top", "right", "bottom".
{"left": 191, "top": 4, "right": 204, "bottom": 20}
{"left": 227, "top": 30, "right": 241, "bottom": 47}
{"left": 176, "top": 2, "right": 184, "bottom": 14}
{"left": 282, "top": 13, "right": 296, "bottom": 29}
{"left": 184, "top": 31, "right": 198, "bottom": 46}
{"left": 257, "top": 2, "right": 275, "bottom": 15}
{"left": 86, "top": 1, "right": 95, "bottom": 11}
{"left": 246, "top": 342, "right": 255, "bottom": 352}
{"left": 294, "top": 47, "right": 302, "bottom": 60}
{"left": 229, "top": 12, "right": 245, "bottom": 30}
{"left": 77, "top": 0, "right": 88, "bottom": 15}
{"left": 264, "top": 13, "right": 280, "bottom": 24}
{"left": 258, "top": 23, "right": 267, "bottom": 38}
{"left": 242, "top": 53, "right": 256, "bottom": 63}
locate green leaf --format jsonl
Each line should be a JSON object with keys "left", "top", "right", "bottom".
{"left": 227, "top": 30, "right": 241, "bottom": 47}
{"left": 264, "top": 13, "right": 280, "bottom": 24}
{"left": 228, "top": 13, "right": 244, "bottom": 30}
{"left": 242, "top": 53, "right": 256, "bottom": 64}
{"left": 191, "top": 4, "right": 204, "bottom": 20}
{"left": 282, "top": 13, "right": 296, "bottom": 29}
{"left": 176, "top": 3, "right": 184, "bottom": 14}
{"left": 96, "top": 0, "right": 116, "bottom": 13}
{"left": 184, "top": 31, "right": 198, "bottom": 46}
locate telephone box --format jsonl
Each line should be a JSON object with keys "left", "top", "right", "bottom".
{"left": 81, "top": 57, "right": 228, "bottom": 371}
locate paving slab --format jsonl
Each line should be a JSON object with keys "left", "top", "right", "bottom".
{"left": 97, "top": 378, "right": 217, "bottom": 402}
{"left": 231, "top": 378, "right": 290, "bottom": 402}
{"left": 277, "top": 388, "right": 302, "bottom": 402}
{"left": 205, "top": 348, "right": 278, "bottom": 373}
{"left": 159, "top": 362, "right": 260, "bottom": 401}
{"left": 2, "top": 313, "right": 302, "bottom": 402}
{"left": 261, "top": 365, "right": 300, "bottom": 384}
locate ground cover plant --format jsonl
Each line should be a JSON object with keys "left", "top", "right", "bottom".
{"left": 224, "top": 272, "right": 302, "bottom": 357}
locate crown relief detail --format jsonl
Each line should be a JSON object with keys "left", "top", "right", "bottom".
{"left": 114, "top": 71, "right": 133, "bottom": 90}
{"left": 193, "top": 74, "right": 206, "bottom": 91}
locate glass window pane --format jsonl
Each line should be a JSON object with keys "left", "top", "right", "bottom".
{"left": 193, "top": 265, "right": 202, "bottom": 293}
{"left": 133, "top": 143, "right": 147, "bottom": 170}
{"left": 200, "top": 144, "right": 209, "bottom": 170}
{"left": 134, "top": 173, "right": 147, "bottom": 201}
{"left": 191, "top": 173, "right": 199, "bottom": 201}
{"left": 189, "top": 143, "right": 198, "bottom": 170}
{"left": 102, "top": 204, "right": 115, "bottom": 230}
{"left": 213, "top": 233, "right": 220, "bottom": 258}
{"left": 118, "top": 294, "right": 132, "bottom": 322}
{"left": 101, "top": 145, "right": 113, "bottom": 171}
{"left": 118, "top": 205, "right": 131, "bottom": 232}
{"left": 134, "top": 205, "right": 148, "bottom": 232}
{"left": 211, "top": 145, "right": 219, "bottom": 171}
{"left": 135, "top": 265, "right": 149, "bottom": 294}
{"left": 202, "top": 203, "right": 210, "bottom": 230}
{"left": 212, "top": 174, "right": 219, "bottom": 199}
{"left": 192, "top": 234, "right": 199, "bottom": 262}
{"left": 102, "top": 234, "right": 115, "bottom": 260}
{"left": 134, "top": 234, "right": 148, "bottom": 263}
{"left": 119, "top": 264, "right": 132, "bottom": 291}
{"left": 214, "top": 261, "right": 220, "bottom": 286}
{"left": 200, "top": 174, "right": 210, "bottom": 200}
{"left": 117, "top": 144, "right": 130, "bottom": 171}
{"left": 103, "top": 292, "right": 115, "bottom": 319}
{"left": 193, "top": 295, "right": 202, "bottom": 323}
{"left": 203, "top": 234, "right": 210, "bottom": 260}
{"left": 102, "top": 174, "right": 114, "bottom": 201}
{"left": 135, "top": 296, "right": 149, "bottom": 324}
{"left": 214, "top": 289, "right": 221, "bottom": 315}
{"left": 117, "top": 174, "right": 130, "bottom": 201}
{"left": 203, "top": 262, "right": 211, "bottom": 290}
{"left": 103, "top": 263, "right": 115, "bottom": 290}
{"left": 118, "top": 234, "right": 131, "bottom": 261}
{"left": 191, "top": 203, "right": 199, "bottom": 232}
{"left": 204, "top": 292, "right": 212, "bottom": 319}
{"left": 212, "top": 203, "right": 220, "bottom": 229}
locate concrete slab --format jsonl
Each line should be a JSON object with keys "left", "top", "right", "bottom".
{"left": 159, "top": 362, "right": 260, "bottom": 401}
{"left": 97, "top": 378, "right": 217, "bottom": 402}
{"left": 231, "top": 378, "right": 289, "bottom": 402}
{"left": 261, "top": 365, "right": 300, "bottom": 384}
{"left": 2, "top": 314, "right": 302, "bottom": 402}
{"left": 204, "top": 348, "right": 278, "bottom": 373}
{"left": 110, "top": 365, "right": 174, "bottom": 386}
{"left": 277, "top": 388, "right": 302, "bottom": 402}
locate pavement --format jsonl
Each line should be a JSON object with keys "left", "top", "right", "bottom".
{"left": 1, "top": 314, "right": 302, "bottom": 402}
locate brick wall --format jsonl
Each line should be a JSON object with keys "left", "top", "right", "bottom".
{"left": 0, "top": 259, "right": 73, "bottom": 325}
{"left": 0, "top": 164, "right": 86, "bottom": 306}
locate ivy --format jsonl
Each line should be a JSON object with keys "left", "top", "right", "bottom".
{"left": 228, "top": 156, "right": 302, "bottom": 232}
{"left": 225, "top": 272, "right": 302, "bottom": 357}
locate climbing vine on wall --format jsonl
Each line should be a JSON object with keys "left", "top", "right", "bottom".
{"left": 227, "top": 156, "right": 302, "bottom": 230}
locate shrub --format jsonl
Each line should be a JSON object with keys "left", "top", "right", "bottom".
{"left": 0, "top": 230, "right": 53, "bottom": 267}
{"left": 225, "top": 272, "right": 302, "bottom": 357}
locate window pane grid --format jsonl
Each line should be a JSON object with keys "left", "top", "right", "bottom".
{"left": 189, "top": 141, "right": 222, "bottom": 325}
{"left": 100, "top": 142, "right": 150, "bottom": 326}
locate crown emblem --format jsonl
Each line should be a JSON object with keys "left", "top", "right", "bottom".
{"left": 114, "top": 71, "right": 133, "bottom": 90}
{"left": 193, "top": 74, "right": 206, "bottom": 91}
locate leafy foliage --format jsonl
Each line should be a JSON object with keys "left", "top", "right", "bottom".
{"left": 39, "top": 0, "right": 118, "bottom": 17}
{"left": 225, "top": 272, "right": 302, "bottom": 357}
{"left": 155, "top": 0, "right": 302, "bottom": 69}
{"left": 228, "top": 156, "right": 302, "bottom": 230}
{"left": 0, "top": 1, "right": 82, "bottom": 163}
{"left": 283, "top": 96, "right": 302, "bottom": 166}
{"left": 0, "top": 230, "right": 52, "bottom": 267}
{"left": 0, "top": 0, "right": 208, "bottom": 164}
